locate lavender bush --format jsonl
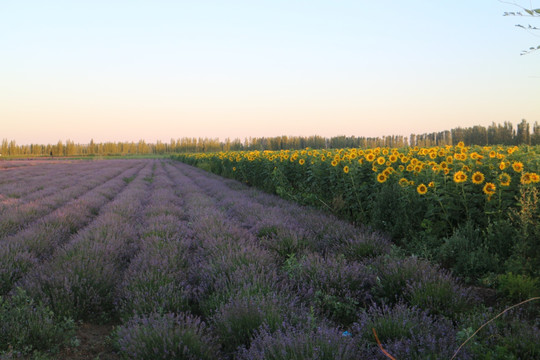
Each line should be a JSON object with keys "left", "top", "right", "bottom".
{"left": 211, "top": 292, "right": 301, "bottom": 354}
{"left": 236, "top": 322, "right": 357, "bottom": 360}
{"left": 352, "top": 303, "right": 471, "bottom": 360}
{"left": 117, "top": 236, "right": 193, "bottom": 318}
{"left": 115, "top": 312, "right": 222, "bottom": 360}
{"left": 284, "top": 252, "right": 376, "bottom": 325}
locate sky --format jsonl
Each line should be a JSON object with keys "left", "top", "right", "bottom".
{"left": 1, "top": 0, "right": 539, "bottom": 145}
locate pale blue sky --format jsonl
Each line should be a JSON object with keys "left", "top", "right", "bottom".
{"left": 1, "top": 1, "right": 539, "bottom": 144}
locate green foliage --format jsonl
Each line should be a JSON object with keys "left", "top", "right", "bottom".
{"left": 259, "top": 227, "right": 308, "bottom": 260}
{"left": 437, "top": 221, "right": 501, "bottom": 283}
{"left": 406, "top": 278, "right": 472, "bottom": 319}
{"left": 506, "top": 186, "right": 540, "bottom": 277}
{"left": 122, "top": 175, "right": 135, "bottom": 184}
{"left": 212, "top": 295, "right": 285, "bottom": 354}
{"left": 0, "top": 288, "right": 76, "bottom": 357}
{"left": 497, "top": 273, "right": 540, "bottom": 303}
{"left": 458, "top": 307, "right": 540, "bottom": 360}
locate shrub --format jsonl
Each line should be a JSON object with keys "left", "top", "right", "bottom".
{"left": 368, "top": 255, "right": 476, "bottom": 317}
{"left": 211, "top": 293, "right": 297, "bottom": 354}
{"left": 507, "top": 186, "right": 540, "bottom": 277}
{"left": 115, "top": 312, "right": 221, "bottom": 360}
{"left": 22, "top": 241, "right": 121, "bottom": 322}
{"left": 368, "top": 182, "right": 425, "bottom": 243}
{"left": 198, "top": 264, "right": 284, "bottom": 317}
{"left": 405, "top": 267, "right": 476, "bottom": 319}
{"left": 333, "top": 228, "right": 391, "bottom": 261}
{"left": 497, "top": 272, "right": 540, "bottom": 303}
{"left": 353, "top": 303, "right": 469, "bottom": 359}
{"left": 117, "top": 239, "right": 192, "bottom": 318}
{"left": 457, "top": 306, "right": 540, "bottom": 360}
{"left": 285, "top": 253, "right": 375, "bottom": 325}
{"left": 369, "top": 255, "right": 433, "bottom": 305}
{"left": 236, "top": 323, "right": 356, "bottom": 360}
{"left": 258, "top": 227, "right": 309, "bottom": 260}
{"left": 0, "top": 288, "right": 75, "bottom": 356}
{"left": 437, "top": 221, "right": 501, "bottom": 283}
{"left": 0, "top": 242, "right": 36, "bottom": 296}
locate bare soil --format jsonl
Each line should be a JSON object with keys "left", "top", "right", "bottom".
{"left": 56, "top": 323, "right": 119, "bottom": 360}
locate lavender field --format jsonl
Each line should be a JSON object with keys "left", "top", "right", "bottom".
{"left": 0, "top": 159, "right": 538, "bottom": 359}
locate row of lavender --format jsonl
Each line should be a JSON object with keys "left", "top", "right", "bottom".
{"left": 0, "top": 160, "right": 141, "bottom": 238}
{"left": 0, "top": 160, "right": 152, "bottom": 355}
{"left": 1, "top": 160, "right": 539, "bottom": 358}
{"left": 2, "top": 160, "right": 208, "bottom": 356}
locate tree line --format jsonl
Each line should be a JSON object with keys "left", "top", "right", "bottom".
{"left": 1, "top": 119, "right": 539, "bottom": 157}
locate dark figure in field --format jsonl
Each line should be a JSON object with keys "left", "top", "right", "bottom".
{"left": 50, "top": 151, "right": 53, "bottom": 157}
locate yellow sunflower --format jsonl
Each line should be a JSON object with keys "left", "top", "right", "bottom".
{"left": 377, "top": 173, "right": 387, "bottom": 183}
{"left": 530, "top": 173, "right": 539, "bottom": 183}
{"left": 453, "top": 171, "right": 467, "bottom": 183}
{"left": 499, "top": 173, "right": 511, "bottom": 186}
{"left": 483, "top": 182, "right": 496, "bottom": 196}
{"left": 331, "top": 160, "right": 338, "bottom": 167}
{"left": 471, "top": 171, "right": 485, "bottom": 184}
{"left": 343, "top": 166, "right": 350, "bottom": 174}
{"left": 377, "top": 156, "right": 386, "bottom": 165}
{"left": 520, "top": 173, "right": 532, "bottom": 185}
{"left": 512, "top": 162, "right": 523, "bottom": 173}
{"left": 398, "top": 178, "right": 409, "bottom": 187}
{"left": 417, "top": 184, "right": 428, "bottom": 195}
{"left": 299, "top": 159, "right": 305, "bottom": 165}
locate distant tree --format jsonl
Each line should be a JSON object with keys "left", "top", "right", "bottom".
{"left": 532, "top": 121, "right": 540, "bottom": 144}
{"left": 516, "top": 118, "right": 531, "bottom": 144}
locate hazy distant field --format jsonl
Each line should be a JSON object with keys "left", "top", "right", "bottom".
{"left": 0, "top": 158, "right": 538, "bottom": 359}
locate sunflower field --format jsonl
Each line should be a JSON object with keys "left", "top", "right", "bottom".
{"left": 172, "top": 144, "right": 540, "bottom": 284}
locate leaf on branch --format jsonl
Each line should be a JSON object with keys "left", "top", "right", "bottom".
{"left": 525, "top": 9, "right": 534, "bottom": 15}
{"left": 520, "top": 45, "right": 540, "bottom": 55}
